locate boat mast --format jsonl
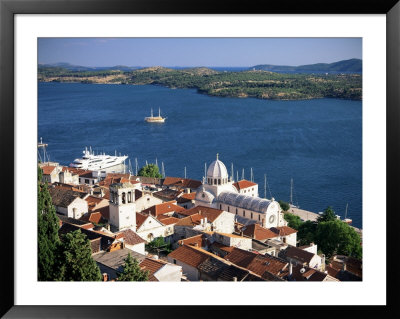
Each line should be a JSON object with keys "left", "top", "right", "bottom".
{"left": 158, "top": 107, "right": 161, "bottom": 117}
{"left": 250, "top": 167, "right": 253, "bottom": 182}
{"left": 231, "top": 163, "right": 234, "bottom": 181}
{"left": 184, "top": 166, "right": 187, "bottom": 179}
{"left": 161, "top": 162, "right": 165, "bottom": 178}
{"left": 135, "top": 158, "right": 138, "bottom": 176}
{"left": 290, "top": 178, "right": 293, "bottom": 206}
{"left": 151, "top": 108, "right": 153, "bottom": 117}
{"left": 242, "top": 168, "right": 244, "bottom": 180}
{"left": 345, "top": 203, "right": 348, "bottom": 219}
{"left": 204, "top": 163, "right": 207, "bottom": 181}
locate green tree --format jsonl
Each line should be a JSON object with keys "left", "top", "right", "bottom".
{"left": 278, "top": 200, "right": 290, "bottom": 212}
{"left": 315, "top": 219, "right": 362, "bottom": 259}
{"left": 297, "top": 220, "right": 317, "bottom": 246}
{"left": 38, "top": 166, "right": 61, "bottom": 281}
{"left": 146, "top": 236, "right": 173, "bottom": 254}
{"left": 118, "top": 253, "right": 149, "bottom": 281}
{"left": 58, "top": 230, "right": 102, "bottom": 281}
{"left": 283, "top": 212, "right": 303, "bottom": 230}
{"left": 138, "top": 163, "right": 162, "bottom": 178}
{"left": 317, "top": 206, "right": 337, "bottom": 223}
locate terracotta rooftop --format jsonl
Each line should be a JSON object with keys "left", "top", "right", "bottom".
{"left": 241, "top": 223, "right": 279, "bottom": 240}
{"left": 176, "top": 192, "right": 197, "bottom": 203}
{"left": 178, "top": 234, "right": 208, "bottom": 248}
{"left": 270, "top": 226, "right": 298, "bottom": 236}
{"left": 224, "top": 247, "right": 288, "bottom": 277}
{"left": 139, "top": 258, "right": 169, "bottom": 281}
{"left": 159, "top": 217, "right": 180, "bottom": 226}
{"left": 49, "top": 187, "right": 87, "bottom": 207}
{"left": 80, "top": 212, "right": 105, "bottom": 225}
{"left": 136, "top": 212, "right": 148, "bottom": 229}
{"left": 163, "top": 177, "right": 202, "bottom": 189}
{"left": 233, "top": 180, "right": 257, "bottom": 191}
{"left": 168, "top": 245, "right": 210, "bottom": 268}
{"left": 141, "top": 201, "right": 185, "bottom": 217}
{"left": 153, "top": 189, "right": 183, "bottom": 201}
{"left": 178, "top": 205, "right": 224, "bottom": 222}
{"left": 41, "top": 165, "right": 57, "bottom": 175}
{"left": 280, "top": 246, "right": 315, "bottom": 264}
{"left": 117, "top": 229, "right": 147, "bottom": 245}
{"left": 61, "top": 166, "right": 94, "bottom": 176}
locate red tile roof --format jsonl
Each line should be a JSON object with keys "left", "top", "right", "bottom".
{"left": 163, "top": 177, "right": 202, "bottom": 189}
{"left": 159, "top": 217, "right": 180, "bottom": 226}
{"left": 41, "top": 165, "right": 57, "bottom": 175}
{"left": 136, "top": 212, "right": 148, "bottom": 229}
{"left": 80, "top": 212, "right": 104, "bottom": 225}
{"left": 224, "top": 247, "right": 288, "bottom": 277}
{"left": 178, "top": 205, "right": 224, "bottom": 222}
{"left": 141, "top": 201, "right": 185, "bottom": 217}
{"left": 168, "top": 245, "right": 210, "bottom": 268}
{"left": 241, "top": 224, "right": 279, "bottom": 240}
{"left": 270, "top": 226, "right": 298, "bottom": 236}
{"left": 139, "top": 258, "right": 169, "bottom": 281}
{"left": 118, "top": 229, "right": 146, "bottom": 245}
{"left": 181, "top": 192, "right": 197, "bottom": 200}
{"left": 178, "top": 234, "right": 208, "bottom": 248}
{"left": 233, "top": 180, "right": 257, "bottom": 191}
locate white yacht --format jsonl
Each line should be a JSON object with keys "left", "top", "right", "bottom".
{"left": 69, "top": 147, "right": 128, "bottom": 170}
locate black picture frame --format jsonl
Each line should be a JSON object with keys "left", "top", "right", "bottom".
{"left": 1, "top": 0, "right": 398, "bottom": 317}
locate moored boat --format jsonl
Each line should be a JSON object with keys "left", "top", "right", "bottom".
{"left": 69, "top": 147, "right": 128, "bottom": 170}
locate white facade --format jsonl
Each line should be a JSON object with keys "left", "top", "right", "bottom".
{"left": 167, "top": 256, "right": 199, "bottom": 281}
{"left": 109, "top": 183, "right": 136, "bottom": 231}
{"left": 125, "top": 242, "right": 146, "bottom": 255}
{"left": 55, "top": 197, "right": 88, "bottom": 219}
{"left": 195, "top": 156, "right": 286, "bottom": 229}
{"left": 59, "top": 170, "right": 79, "bottom": 185}
{"left": 136, "top": 215, "right": 173, "bottom": 242}
{"left": 153, "top": 264, "right": 183, "bottom": 281}
{"left": 135, "top": 193, "right": 163, "bottom": 212}
{"left": 213, "top": 232, "right": 252, "bottom": 251}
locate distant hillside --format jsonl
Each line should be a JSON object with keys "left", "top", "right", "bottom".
{"left": 251, "top": 59, "right": 362, "bottom": 73}
{"left": 38, "top": 62, "right": 140, "bottom": 72}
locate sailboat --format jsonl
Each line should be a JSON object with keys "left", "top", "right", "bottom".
{"left": 289, "top": 178, "right": 299, "bottom": 208}
{"left": 343, "top": 203, "right": 352, "bottom": 224}
{"left": 145, "top": 107, "right": 167, "bottom": 123}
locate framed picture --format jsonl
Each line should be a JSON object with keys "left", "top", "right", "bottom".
{"left": 1, "top": 0, "right": 398, "bottom": 317}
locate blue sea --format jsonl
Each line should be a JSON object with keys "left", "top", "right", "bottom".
{"left": 38, "top": 82, "right": 362, "bottom": 228}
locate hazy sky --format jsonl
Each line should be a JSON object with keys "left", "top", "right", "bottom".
{"left": 38, "top": 38, "right": 362, "bottom": 67}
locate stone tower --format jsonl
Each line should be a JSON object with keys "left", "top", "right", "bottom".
{"left": 109, "top": 182, "right": 136, "bottom": 231}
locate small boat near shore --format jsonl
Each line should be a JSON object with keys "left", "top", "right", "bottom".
{"left": 145, "top": 107, "right": 166, "bottom": 123}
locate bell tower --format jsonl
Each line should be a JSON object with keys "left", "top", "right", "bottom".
{"left": 109, "top": 182, "right": 136, "bottom": 231}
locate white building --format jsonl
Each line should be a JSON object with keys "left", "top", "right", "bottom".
{"left": 195, "top": 155, "right": 286, "bottom": 228}
{"left": 109, "top": 182, "right": 136, "bottom": 231}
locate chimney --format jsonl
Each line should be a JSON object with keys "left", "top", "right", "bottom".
{"left": 204, "top": 217, "right": 207, "bottom": 224}
{"left": 289, "top": 262, "right": 293, "bottom": 276}
{"left": 233, "top": 277, "right": 237, "bottom": 282}
{"left": 102, "top": 273, "right": 108, "bottom": 282}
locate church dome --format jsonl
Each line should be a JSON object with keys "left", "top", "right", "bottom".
{"left": 207, "top": 154, "right": 228, "bottom": 179}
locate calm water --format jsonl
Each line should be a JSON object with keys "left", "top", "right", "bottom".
{"left": 38, "top": 82, "right": 362, "bottom": 228}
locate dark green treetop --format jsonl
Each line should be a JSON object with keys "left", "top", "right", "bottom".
{"left": 58, "top": 230, "right": 102, "bottom": 281}
{"left": 118, "top": 253, "right": 149, "bottom": 281}
{"left": 138, "top": 163, "right": 162, "bottom": 178}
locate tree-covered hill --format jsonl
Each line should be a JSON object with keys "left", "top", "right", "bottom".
{"left": 38, "top": 65, "right": 362, "bottom": 101}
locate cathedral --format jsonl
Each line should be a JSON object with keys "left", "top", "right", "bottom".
{"left": 195, "top": 155, "right": 286, "bottom": 228}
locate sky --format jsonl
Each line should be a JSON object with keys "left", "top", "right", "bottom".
{"left": 38, "top": 38, "right": 362, "bottom": 67}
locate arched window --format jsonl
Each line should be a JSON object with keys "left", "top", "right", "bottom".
{"left": 227, "top": 206, "right": 230, "bottom": 212}
{"left": 243, "top": 210, "right": 245, "bottom": 217}
{"left": 122, "top": 192, "right": 126, "bottom": 204}
{"left": 251, "top": 212, "right": 253, "bottom": 219}
{"left": 214, "top": 179, "right": 217, "bottom": 184}
{"left": 220, "top": 204, "right": 222, "bottom": 209}
{"left": 218, "top": 179, "right": 221, "bottom": 185}
{"left": 127, "top": 192, "right": 132, "bottom": 203}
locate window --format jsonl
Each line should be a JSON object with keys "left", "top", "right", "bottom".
{"left": 227, "top": 206, "right": 230, "bottom": 212}
{"left": 122, "top": 192, "right": 126, "bottom": 204}
{"left": 243, "top": 210, "right": 245, "bottom": 217}
{"left": 85, "top": 179, "right": 89, "bottom": 184}
{"left": 127, "top": 192, "right": 132, "bottom": 203}
{"left": 214, "top": 179, "right": 217, "bottom": 184}
{"left": 220, "top": 204, "right": 222, "bottom": 210}
{"left": 173, "top": 259, "right": 176, "bottom": 264}
{"left": 258, "top": 214, "right": 260, "bottom": 221}
{"left": 236, "top": 208, "right": 238, "bottom": 215}
{"left": 251, "top": 212, "right": 253, "bottom": 219}
{"left": 218, "top": 179, "right": 221, "bottom": 185}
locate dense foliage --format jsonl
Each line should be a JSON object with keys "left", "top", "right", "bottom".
{"left": 38, "top": 166, "right": 61, "bottom": 281}
{"left": 146, "top": 236, "right": 173, "bottom": 255}
{"left": 138, "top": 163, "right": 162, "bottom": 178}
{"left": 278, "top": 200, "right": 290, "bottom": 212}
{"left": 118, "top": 253, "right": 149, "bottom": 281}
{"left": 284, "top": 206, "right": 362, "bottom": 259}
{"left": 58, "top": 230, "right": 102, "bottom": 281}
{"left": 38, "top": 165, "right": 102, "bottom": 281}
{"left": 38, "top": 66, "right": 362, "bottom": 101}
